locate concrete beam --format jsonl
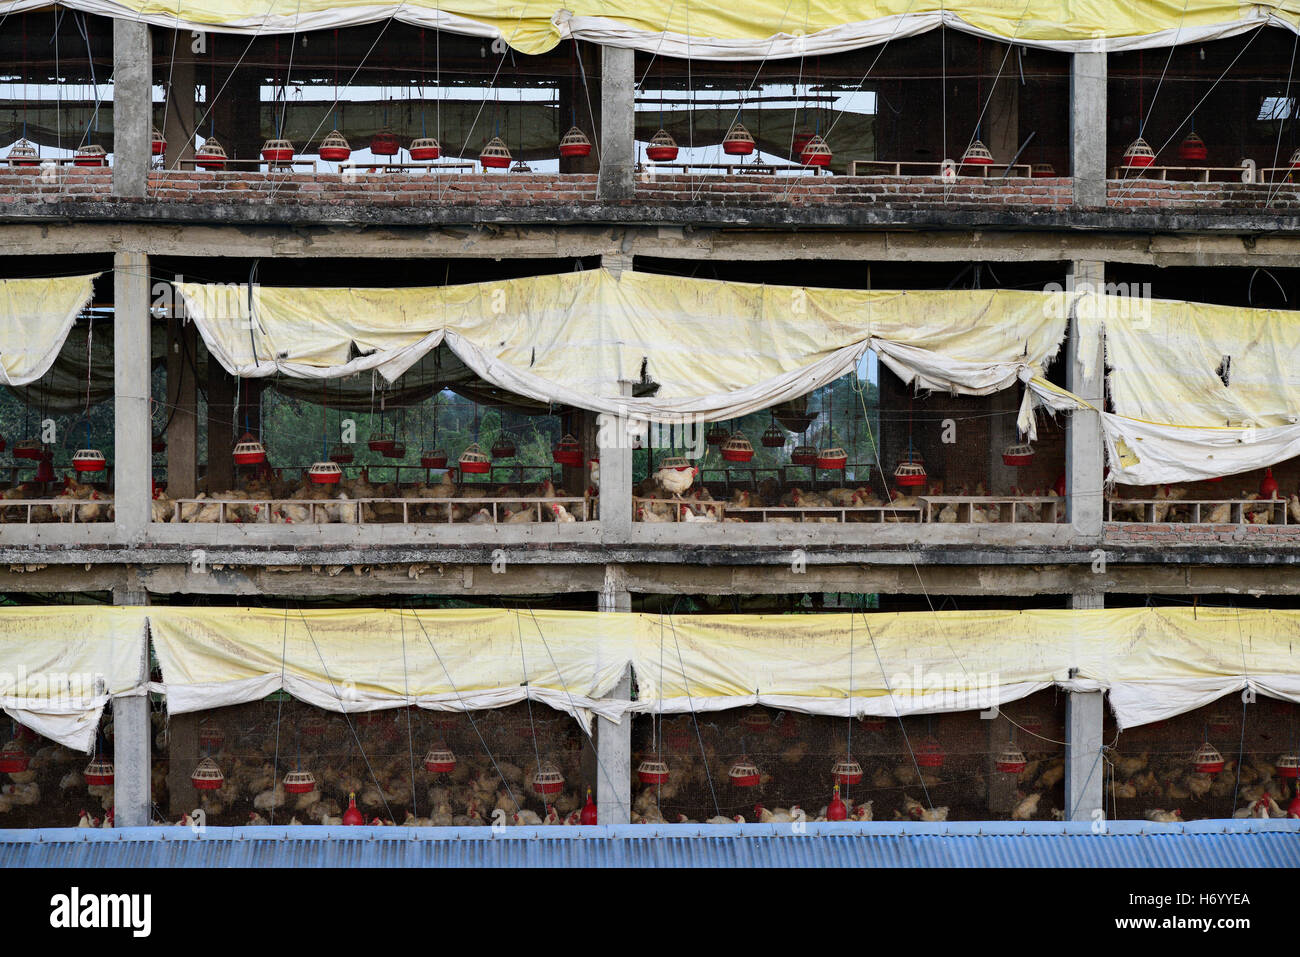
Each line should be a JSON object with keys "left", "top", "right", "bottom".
{"left": 111, "top": 588, "right": 151, "bottom": 827}
{"left": 111, "top": 19, "right": 152, "bottom": 198}
{"left": 114, "top": 252, "right": 152, "bottom": 541}
{"left": 1070, "top": 52, "right": 1107, "bottom": 208}
{"left": 596, "top": 566, "right": 631, "bottom": 824}
{"left": 1065, "top": 592, "right": 1105, "bottom": 823}
{"left": 596, "top": 46, "right": 635, "bottom": 201}
{"left": 1067, "top": 260, "right": 1105, "bottom": 539}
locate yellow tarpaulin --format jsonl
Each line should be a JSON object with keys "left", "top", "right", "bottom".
{"left": 18, "top": 0, "right": 1300, "bottom": 55}
{"left": 0, "top": 274, "right": 100, "bottom": 388}
{"left": 0, "top": 606, "right": 147, "bottom": 752}
{"left": 176, "top": 270, "right": 1068, "bottom": 423}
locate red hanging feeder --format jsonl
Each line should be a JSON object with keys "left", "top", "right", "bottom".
{"left": 381, "top": 442, "right": 406, "bottom": 459}
{"left": 195, "top": 137, "right": 228, "bottom": 170}
{"left": 0, "top": 740, "right": 29, "bottom": 774}
{"left": 646, "top": 129, "right": 679, "bottom": 162}
{"left": 1274, "top": 751, "right": 1298, "bottom": 779}
{"left": 741, "top": 710, "right": 771, "bottom": 735}
{"left": 1122, "top": 138, "right": 1156, "bottom": 169}
{"left": 552, "top": 434, "right": 583, "bottom": 467}
{"left": 198, "top": 723, "right": 224, "bottom": 750}
{"left": 637, "top": 757, "right": 670, "bottom": 785}
{"left": 421, "top": 449, "right": 448, "bottom": 469}
{"left": 791, "top": 445, "right": 818, "bottom": 466}
{"left": 319, "top": 130, "right": 351, "bottom": 162}
{"left": 1031, "top": 163, "right": 1057, "bottom": 178}
{"left": 283, "top": 770, "right": 316, "bottom": 795}
{"left": 559, "top": 127, "right": 592, "bottom": 158}
{"left": 308, "top": 462, "right": 343, "bottom": 485}
{"left": 894, "top": 460, "right": 928, "bottom": 488}
{"left": 260, "top": 138, "right": 295, "bottom": 165}
{"left": 232, "top": 434, "right": 267, "bottom": 466}
{"left": 580, "top": 789, "right": 598, "bottom": 824}
{"left": 816, "top": 447, "right": 847, "bottom": 470}
{"left": 761, "top": 423, "right": 785, "bottom": 448}
{"left": 329, "top": 446, "right": 354, "bottom": 464}
{"left": 826, "top": 784, "right": 848, "bottom": 821}
{"left": 367, "top": 434, "right": 396, "bottom": 455}
{"left": 532, "top": 762, "right": 566, "bottom": 800}
{"left": 961, "top": 140, "right": 994, "bottom": 167}
{"left": 423, "top": 743, "right": 457, "bottom": 774}
{"left": 479, "top": 136, "right": 512, "bottom": 169}
{"left": 799, "top": 135, "right": 832, "bottom": 167}
{"left": 72, "top": 449, "right": 106, "bottom": 473}
{"left": 7, "top": 139, "right": 39, "bottom": 167}
{"left": 342, "top": 792, "right": 364, "bottom": 825}
{"left": 370, "top": 128, "right": 400, "bottom": 156}
{"left": 151, "top": 128, "right": 167, "bottom": 156}
{"left": 995, "top": 744, "right": 1028, "bottom": 774}
{"left": 13, "top": 439, "right": 43, "bottom": 460}
{"left": 705, "top": 423, "right": 729, "bottom": 446}
{"left": 831, "top": 758, "right": 863, "bottom": 786}
{"left": 190, "top": 757, "right": 224, "bottom": 790}
{"left": 728, "top": 756, "right": 761, "bottom": 787}
{"left": 1002, "top": 442, "right": 1035, "bottom": 467}
{"left": 409, "top": 137, "right": 441, "bottom": 161}
{"left": 84, "top": 759, "right": 114, "bottom": 787}
{"left": 915, "top": 736, "right": 945, "bottom": 768}
{"left": 722, "top": 124, "right": 755, "bottom": 156}
{"left": 74, "top": 144, "right": 107, "bottom": 167}
{"left": 1192, "top": 741, "right": 1225, "bottom": 775}
{"left": 1177, "top": 131, "right": 1207, "bottom": 162}
{"left": 721, "top": 433, "right": 754, "bottom": 463}
{"left": 459, "top": 443, "right": 491, "bottom": 474}
{"left": 491, "top": 435, "right": 517, "bottom": 459}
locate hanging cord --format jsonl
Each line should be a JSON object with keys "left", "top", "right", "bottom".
{"left": 400, "top": 611, "right": 419, "bottom": 818}
{"left": 516, "top": 615, "right": 545, "bottom": 796}
{"left": 268, "top": 603, "right": 290, "bottom": 825}
{"left": 1265, "top": 30, "right": 1300, "bottom": 208}
{"left": 664, "top": 608, "right": 721, "bottom": 819}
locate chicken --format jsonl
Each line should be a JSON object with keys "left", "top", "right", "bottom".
{"left": 1143, "top": 808, "right": 1184, "bottom": 823}
{"left": 706, "top": 814, "right": 746, "bottom": 825}
{"left": 1011, "top": 792, "right": 1042, "bottom": 821}
{"left": 679, "top": 504, "right": 717, "bottom": 523}
{"left": 549, "top": 504, "right": 576, "bottom": 523}
{"left": 653, "top": 464, "right": 697, "bottom": 497}
{"left": 902, "top": 795, "right": 949, "bottom": 821}
{"left": 637, "top": 506, "right": 673, "bottom": 523}
{"left": 466, "top": 508, "right": 494, "bottom": 525}
{"left": 1204, "top": 502, "right": 1232, "bottom": 524}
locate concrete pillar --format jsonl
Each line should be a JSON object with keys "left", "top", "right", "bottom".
{"left": 597, "top": 46, "right": 635, "bottom": 201}
{"left": 112, "top": 588, "right": 151, "bottom": 827}
{"left": 163, "top": 47, "right": 196, "bottom": 170}
{"left": 1066, "top": 260, "right": 1105, "bottom": 536}
{"left": 112, "top": 19, "right": 152, "bottom": 198}
{"left": 1070, "top": 52, "right": 1107, "bottom": 208}
{"left": 596, "top": 565, "right": 632, "bottom": 824}
{"left": 599, "top": 372, "right": 634, "bottom": 537}
{"left": 114, "top": 253, "right": 152, "bottom": 540}
{"left": 165, "top": 313, "right": 198, "bottom": 499}
{"left": 1066, "top": 592, "right": 1104, "bottom": 823}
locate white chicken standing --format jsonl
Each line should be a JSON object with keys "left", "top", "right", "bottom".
{"left": 653, "top": 464, "right": 697, "bottom": 498}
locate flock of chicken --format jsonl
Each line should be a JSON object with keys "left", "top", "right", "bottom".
{"left": 1105, "top": 747, "right": 1299, "bottom": 822}
{"left": 1110, "top": 484, "right": 1300, "bottom": 525}
{"left": 0, "top": 477, "right": 113, "bottom": 523}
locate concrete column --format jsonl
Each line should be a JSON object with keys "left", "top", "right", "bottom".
{"left": 162, "top": 46, "right": 196, "bottom": 170}
{"left": 1066, "top": 260, "right": 1105, "bottom": 536}
{"left": 597, "top": 46, "right": 635, "bottom": 201}
{"left": 596, "top": 566, "right": 632, "bottom": 824}
{"left": 112, "top": 19, "right": 152, "bottom": 198}
{"left": 114, "top": 253, "right": 152, "bottom": 540}
{"left": 599, "top": 377, "right": 634, "bottom": 537}
{"left": 112, "top": 588, "right": 151, "bottom": 827}
{"left": 1065, "top": 592, "right": 1104, "bottom": 823}
{"left": 1070, "top": 52, "right": 1107, "bottom": 208}
{"left": 165, "top": 313, "right": 198, "bottom": 499}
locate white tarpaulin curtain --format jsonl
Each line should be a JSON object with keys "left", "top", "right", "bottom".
{"left": 12, "top": 0, "right": 1300, "bottom": 56}
{"left": 0, "top": 274, "right": 100, "bottom": 388}
{"left": 175, "top": 271, "right": 1068, "bottom": 425}
{"left": 0, "top": 607, "right": 147, "bottom": 752}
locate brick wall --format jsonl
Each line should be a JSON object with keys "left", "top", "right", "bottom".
{"left": 1105, "top": 178, "right": 1300, "bottom": 211}
{"left": 1106, "top": 522, "right": 1300, "bottom": 546}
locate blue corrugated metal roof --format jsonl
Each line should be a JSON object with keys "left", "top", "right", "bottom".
{"left": 1, "top": 820, "right": 1296, "bottom": 867}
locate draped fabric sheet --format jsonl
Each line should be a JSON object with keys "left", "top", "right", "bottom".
{"left": 10, "top": 0, "right": 1300, "bottom": 55}
{"left": 176, "top": 271, "right": 1068, "bottom": 425}
{"left": 146, "top": 607, "right": 634, "bottom": 732}
{"left": 0, "top": 274, "right": 100, "bottom": 388}
{"left": 0, "top": 607, "right": 147, "bottom": 752}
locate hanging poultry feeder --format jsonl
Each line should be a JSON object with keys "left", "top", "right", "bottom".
{"left": 1261, "top": 467, "right": 1279, "bottom": 499}
{"left": 421, "top": 449, "right": 448, "bottom": 469}
{"left": 552, "top": 434, "right": 583, "bottom": 467}
{"left": 151, "top": 128, "right": 167, "bottom": 156}
{"left": 580, "top": 790, "right": 598, "bottom": 824}
{"left": 329, "top": 446, "right": 354, "bottom": 464}
{"left": 792, "top": 129, "right": 815, "bottom": 156}
{"left": 72, "top": 449, "right": 106, "bottom": 473}
{"left": 995, "top": 745, "right": 1028, "bottom": 774}
{"left": 7, "top": 138, "right": 39, "bottom": 166}
{"left": 342, "top": 793, "right": 364, "bottom": 825}
{"left": 723, "top": 124, "right": 756, "bottom": 156}
{"left": 195, "top": 137, "right": 228, "bottom": 170}
{"left": 260, "top": 138, "right": 295, "bottom": 165}
{"left": 458, "top": 443, "right": 491, "bottom": 474}
{"left": 791, "top": 444, "right": 818, "bottom": 466}
{"left": 74, "top": 144, "right": 107, "bottom": 167}
{"left": 706, "top": 423, "right": 729, "bottom": 446}
{"left": 831, "top": 758, "right": 864, "bottom": 786}
{"left": 1178, "top": 131, "right": 1207, "bottom": 162}
{"left": 1122, "top": 138, "right": 1156, "bottom": 169}
{"left": 13, "top": 439, "right": 43, "bottom": 460}
{"left": 646, "top": 129, "right": 679, "bottom": 162}
{"left": 728, "top": 756, "right": 761, "bottom": 787}
{"left": 479, "top": 136, "right": 512, "bottom": 169}
{"left": 370, "top": 128, "right": 400, "bottom": 156}
{"left": 637, "top": 757, "right": 670, "bottom": 785}
{"left": 894, "top": 461, "right": 928, "bottom": 487}
{"left": 741, "top": 709, "right": 771, "bottom": 735}
{"left": 381, "top": 441, "right": 406, "bottom": 459}
{"left": 816, "top": 447, "right": 848, "bottom": 470}
{"left": 761, "top": 423, "right": 786, "bottom": 448}
{"left": 232, "top": 434, "right": 267, "bottom": 466}
{"left": 827, "top": 785, "right": 848, "bottom": 821}
{"left": 84, "top": 759, "right": 114, "bottom": 787}
{"left": 773, "top": 402, "right": 816, "bottom": 434}
{"left": 367, "top": 434, "right": 396, "bottom": 455}
{"left": 491, "top": 435, "right": 517, "bottom": 459}
{"left": 423, "top": 743, "right": 457, "bottom": 774}
{"left": 1002, "top": 442, "right": 1035, "bottom": 467}
{"left": 915, "top": 736, "right": 946, "bottom": 768}
{"left": 190, "top": 757, "right": 224, "bottom": 791}
{"left": 319, "top": 130, "right": 351, "bottom": 162}
{"left": 961, "top": 140, "right": 994, "bottom": 167}
{"left": 657, "top": 455, "right": 694, "bottom": 473}
{"left": 800, "top": 135, "right": 833, "bottom": 167}
{"left": 197, "top": 723, "right": 224, "bottom": 750}
{"left": 307, "top": 462, "right": 343, "bottom": 485}
{"left": 283, "top": 770, "right": 317, "bottom": 795}
{"left": 1192, "top": 741, "right": 1225, "bottom": 774}
{"left": 1291, "top": 147, "right": 1300, "bottom": 170}
{"left": 721, "top": 433, "right": 754, "bottom": 463}
{"left": 532, "top": 762, "right": 566, "bottom": 799}
{"left": 1031, "top": 163, "right": 1056, "bottom": 178}
{"left": 559, "top": 127, "right": 593, "bottom": 158}
{"left": 407, "top": 136, "right": 441, "bottom": 161}
{"left": 1275, "top": 752, "right": 1299, "bottom": 779}
{"left": 0, "top": 740, "right": 29, "bottom": 774}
